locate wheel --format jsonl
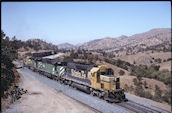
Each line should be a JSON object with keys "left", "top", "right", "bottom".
{"left": 98, "top": 93, "right": 102, "bottom": 99}
{"left": 60, "top": 80, "right": 63, "bottom": 84}
{"left": 90, "top": 91, "right": 95, "bottom": 96}
{"left": 68, "top": 81, "right": 72, "bottom": 86}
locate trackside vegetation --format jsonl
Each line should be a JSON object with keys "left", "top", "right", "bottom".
{"left": 130, "top": 64, "right": 171, "bottom": 86}
{"left": 1, "top": 30, "right": 19, "bottom": 98}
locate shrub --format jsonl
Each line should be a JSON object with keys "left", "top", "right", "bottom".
{"left": 129, "top": 86, "right": 134, "bottom": 92}
{"left": 135, "top": 85, "right": 144, "bottom": 97}
{"left": 144, "top": 91, "right": 153, "bottom": 99}
{"left": 133, "top": 60, "right": 136, "bottom": 64}
{"left": 115, "top": 59, "right": 131, "bottom": 70}
{"left": 162, "top": 96, "right": 169, "bottom": 103}
{"left": 137, "top": 76, "right": 143, "bottom": 82}
{"left": 119, "top": 70, "right": 125, "bottom": 75}
{"left": 130, "top": 64, "right": 171, "bottom": 85}
{"left": 167, "top": 58, "right": 172, "bottom": 61}
{"left": 150, "top": 64, "right": 160, "bottom": 71}
{"left": 143, "top": 81, "right": 148, "bottom": 88}
{"left": 154, "top": 58, "right": 162, "bottom": 63}
{"left": 150, "top": 60, "right": 153, "bottom": 63}
{"left": 124, "top": 84, "right": 129, "bottom": 92}
{"left": 133, "top": 78, "right": 137, "bottom": 86}
{"left": 154, "top": 85, "right": 162, "bottom": 102}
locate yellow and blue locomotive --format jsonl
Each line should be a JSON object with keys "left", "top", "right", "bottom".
{"left": 24, "top": 56, "right": 127, "bottom": 102}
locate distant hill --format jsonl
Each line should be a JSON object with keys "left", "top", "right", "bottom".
{"left": 57, "top": 43, "right": 74, "bottom": 50}
{"left": 17, "top": 39, "right": 58, "bottom": 52}
{"left": 19, "top": 28, "right": 171, "bottom": 54}
{"left": 76, "top": 28, "right": 171, "bottom": 51}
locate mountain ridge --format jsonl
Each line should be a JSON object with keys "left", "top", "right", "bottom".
{"left": 26, "top": 28, "right": 171, "bottom": 51}
{"left": 73, "top": 28, "right": 171, "bottom": 50}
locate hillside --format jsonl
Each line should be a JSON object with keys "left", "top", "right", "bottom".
{"left": 113, "top": 51, "right": 171, "bottom": 69}
{"left": 16, "top": 39, "right": 59, "bottom": 54}
{"left": 75, "top": 28, "right": 171, "bottom": 52}
{"left": 57, "top": 43, "right": 74, "bottom": 50}
{"left": 25, "top": 39, "right": 58, "bottom": 50}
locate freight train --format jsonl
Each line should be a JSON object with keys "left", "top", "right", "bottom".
{"left": 24, "top": 56, "right": 128, "bottom": 103}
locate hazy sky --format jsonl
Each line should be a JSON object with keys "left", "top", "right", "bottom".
{"left": 2, "top": 2, "right": 171, "bottom": 45}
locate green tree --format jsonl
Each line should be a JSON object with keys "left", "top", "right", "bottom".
{"left": 1, "top": 30, "right": 18, "bottom": 98}
{"left": 1, "top": 31, "right": 18, "bottom": 60}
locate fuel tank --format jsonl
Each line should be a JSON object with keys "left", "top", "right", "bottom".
{"left": 72, "top": 82, "right": 90, "bottom": 94}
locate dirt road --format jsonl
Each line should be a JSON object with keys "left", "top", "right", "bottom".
{"left": 3, "top": 68, "right": 98, "bottom": 113}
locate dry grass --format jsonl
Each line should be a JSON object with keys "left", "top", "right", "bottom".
{"left": 121, "top": 75, "right": 167, "bottom": 92}
{"left": 159, "top": 61, "right": 171, "bottom": 71}
{"left": 95, "top": 61, "right": 169, "bottom": 97}
{"left": 114, "top": 51, "right": 170, "bottom": 65}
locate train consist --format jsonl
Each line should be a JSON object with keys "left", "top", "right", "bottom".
{"left": 24, "top": 55, "right": 128, "bottom": 103}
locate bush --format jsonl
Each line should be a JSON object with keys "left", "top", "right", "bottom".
{"left": 162, "top": 96, "right": 169, "bottom": 103}
{"left": 150, "top": 64, "right": 160, "bottom": 71}
{"left": 154, "top": 85, "right": 162, "bottom": 102}
{"left": 130, "top": 64, "right": 171, "bottom": 85}
{"left": 143, "top": 81, "right": 148, "bottom": 88}
{"left": 144, "top": 91, "right": 153, "bottom": 99}
{"left": 124, "top": 84, "right": 129, "bottom": 92}
{"left": 135, "top": 85, "right": 144, "bottom": 97}
{"left": 115, "top": 59, "right": 131, "bottom": 70}
{"left": 133, "top": 60, "right": 136, "bottom": 64}
{"left": 163, "top": 90, "right": 171, "bottom": 104}
{"left": 119, "top": 70, "right": 125, "bottom": 75}
{"left": 154, "top": 58, "right": 162, "bottom": 63}
{"left": 167, "top": 58, "right": 172, "bottom": 61}
{"left": 150, "top": 60, "right": 153, "bottom": 63}
{"left": 133, "top": 78, "right": 138, "bottom": 86}
{"left": 129, "top": 86, "right": 134, "bottom": 92}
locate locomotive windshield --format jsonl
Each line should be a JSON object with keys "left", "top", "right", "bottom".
{"left": 100, "top": 68, "right": 114, "bottom": 75}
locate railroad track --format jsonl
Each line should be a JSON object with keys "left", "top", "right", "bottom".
{"left": 116, "top": 100, "right": 169, "bottom": 113}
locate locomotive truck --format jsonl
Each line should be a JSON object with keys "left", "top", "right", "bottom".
{"left": 24, "top": 56, "right": 127, "bottom": 103}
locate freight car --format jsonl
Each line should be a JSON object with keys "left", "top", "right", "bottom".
{"left": 24, "top": 56, "right": 128, "bottom": 103}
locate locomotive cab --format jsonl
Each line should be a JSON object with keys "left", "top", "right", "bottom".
{"left": 89, "top": 65, "right": 122, "bottom": 91}
{"left": 100, "top": 74, "right": 120, "bottom": 90}
{"left": 98, "top": 65, "right": 120, "bottom": 91}
{"left": 89, "top": 65, "right": 127, "bottom": 102}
